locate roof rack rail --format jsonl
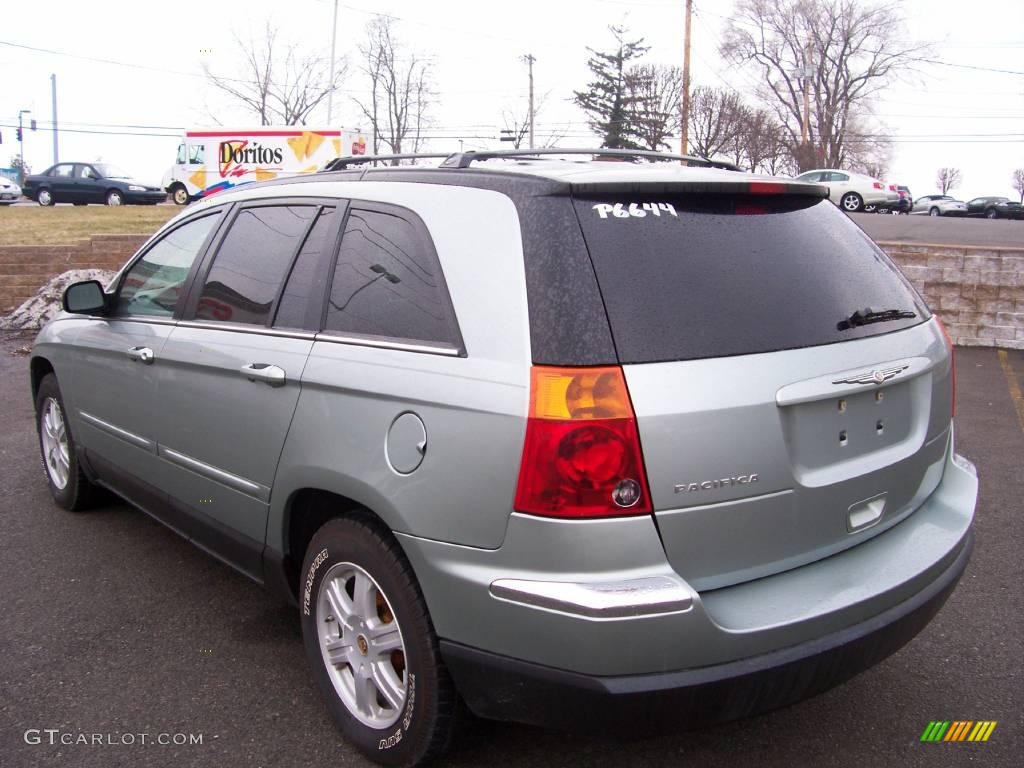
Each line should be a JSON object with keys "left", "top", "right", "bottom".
{"left": 439, "top": 148, "right": 741, "bottom": 172}
{"left": 322, "top": 153, "right": 452, "bottom": 171}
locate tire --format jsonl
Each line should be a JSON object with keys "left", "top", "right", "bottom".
{"left": 929, "top": 207, "right": 940, "bottom": 217}
{"left": 35, "top": 373, "right": 98, "bottom": 511}
{"left": 300, "top": 517, "right": 457, "bottom": 767}
{"left": 840, "top": 192, "right": 863, "bottom": 212}
{"left": 985, "top": 208, "right": 998, "bottom": 219}
{"left": 106, "top": 190, "right": 123, "bottom": 206}
{"left": 37, "top": 188, "right": 54, "bottom": 206}
{"left": 170, "top": 185, "right": 190, "bottom": 206}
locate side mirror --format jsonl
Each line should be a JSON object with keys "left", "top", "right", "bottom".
{"left": 63, "top": 280, "right": 108, "bottom": 315}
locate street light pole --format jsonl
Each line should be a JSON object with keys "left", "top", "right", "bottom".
{"left": 327, "top": 0, "right": 339, "bottom": 124}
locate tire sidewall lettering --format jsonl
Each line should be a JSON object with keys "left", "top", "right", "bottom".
{"left": 302, "top": 548, "right": 329, "bottom": 616}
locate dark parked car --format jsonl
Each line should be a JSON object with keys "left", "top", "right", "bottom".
{"left": 964, "top": 196, "right": 1024, "bottom": 220}
{"left": 22, "top": 162, "right": 166, "bottom": 206}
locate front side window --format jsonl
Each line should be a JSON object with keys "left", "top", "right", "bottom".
{"left": 324, "top": 206, "right": 461, "bottom": 347}
{"left": 76, "top": 165, "right": 97, "bottom": 180}
{"left": 194, "top": 205, "right": 317, "bottom": 326}
{"left": 189, "top": 144, "right": 205, "bottom": 165}
{"left": 116, "top": 213, "right": 221, "bottom": 317}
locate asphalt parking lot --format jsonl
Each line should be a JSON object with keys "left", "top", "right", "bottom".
{"left": 1, "top": 331, "right": 1020, "bottom": 768}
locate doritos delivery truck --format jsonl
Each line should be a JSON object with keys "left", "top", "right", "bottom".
{"left": 162, "top": 127, "right": 369, "bottom": 205}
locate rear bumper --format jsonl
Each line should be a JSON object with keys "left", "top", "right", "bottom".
{"left": 442, "top": 528, "right": 972, "bottom": 731}
{"left": 398, "top": 443, "right": 976, "bottom": 726}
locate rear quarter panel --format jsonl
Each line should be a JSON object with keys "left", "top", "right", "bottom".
{"left": 267, "top": 182, "right": 531, "bottom": 551}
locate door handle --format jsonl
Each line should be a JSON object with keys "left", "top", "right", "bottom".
{"left": 127, "top": 346, "right": 154, "bottom": 364}
{"left": 240, "top": 363, "right": 286, "bottom": 388}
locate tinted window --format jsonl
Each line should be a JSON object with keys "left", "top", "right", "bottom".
{"left": 324, "top": 206, "right": 459, "bottom": 346}
{"left": 116, "top": 213, "right": 221, "bottom": 317}
{"left": 195, "top": 205, "right": 317, "bottom": 325}
{"left": 274, "top": 206, "right": 338, "bottom": 330}
{"left": 572, "top": 196, "right": 928, "bottom": 363}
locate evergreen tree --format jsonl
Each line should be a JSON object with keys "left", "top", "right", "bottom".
{"left": 573, "top": 26, "right": 649, "bottom": 149}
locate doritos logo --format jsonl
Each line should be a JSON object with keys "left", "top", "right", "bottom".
{"left": 218, "top": 140, "right": 283, "bottom": 177}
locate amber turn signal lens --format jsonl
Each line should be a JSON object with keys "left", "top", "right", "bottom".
{"left": 529, "top": 366, "right": 632, "bottom": 420}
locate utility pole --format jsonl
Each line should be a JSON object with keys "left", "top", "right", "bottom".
{"left": 801, "top": 43, "right": 812, "bottom": 147}
{"left": 51, "top": 74, "right": 59, "bottom": 164}
{"left": 327, "top": 0, "right": 339, "bottom": 124}
{"left": 522, "top": 54, "right": 536, "bottom": 149}
{"left": 680, "top": 0, "right": 693, "bottom": 156}
{"left": 17, "top": 110, "right": 30, "bottom": 185}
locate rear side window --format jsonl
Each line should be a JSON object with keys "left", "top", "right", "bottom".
{"left": 573, "top": 195, "right": 928, "bottom": 363}
{"left": 324, "top": 205, "right": 461, "bottom": 348}
{"left": 195, "top": 205, "right": 317, "bottom": 325}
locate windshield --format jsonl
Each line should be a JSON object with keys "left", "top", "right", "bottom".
{"left": 93, "top": 163, "right": 132, "bottom": 179}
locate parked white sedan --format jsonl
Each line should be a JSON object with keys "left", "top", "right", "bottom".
{"left": 910, "top": 195, "right": 968, "bottom": 217}
{"left": 793, "top": 168, "right": 896, "bottom": 213}
{"left": 0, "top": 176, "right": 22, "bottom": 205}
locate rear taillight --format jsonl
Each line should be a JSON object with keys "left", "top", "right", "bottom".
{"left": 935, "top": 316, "right": 956, "bottom": 417}
{"left": 873, "top": 181, "right": 884, "bottom": 189}
{"left": 514, "top": 366, "right": 652, "bottom": 519}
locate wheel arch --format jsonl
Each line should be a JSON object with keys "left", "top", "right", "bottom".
{"left": 271, "top": 484, "right": 404, "bottom": 604}
{"left": 30, "top": 355, "right": 55, "bottom": 405}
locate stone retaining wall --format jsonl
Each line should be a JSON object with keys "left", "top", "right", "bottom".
{"left": 1, "top": 235, "right": 1022, "bottom": 349}
{"left": 0, "top": 234, "right": 149, "bottom": 312}
{"left": 882, "top": 242, "right": 1024, "bottom": 350}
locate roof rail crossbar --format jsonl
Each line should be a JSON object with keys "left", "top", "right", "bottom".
{"left": 439, "top": 148, "right": 740, "bottom": 172}
{"left": 322, "top": 153, "right": 452, "bottom": 171}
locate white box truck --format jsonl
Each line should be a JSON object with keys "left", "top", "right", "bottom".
{"left": 162, "top": 127, "right": 369, "bottom": 205}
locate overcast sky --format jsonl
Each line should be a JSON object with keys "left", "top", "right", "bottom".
{"left": 1, "top": 0, "right": 1021, "bottom": 200}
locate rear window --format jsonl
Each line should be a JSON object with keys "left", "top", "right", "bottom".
{"left": 572, "top": 195, "right": 928, "bottom": 363}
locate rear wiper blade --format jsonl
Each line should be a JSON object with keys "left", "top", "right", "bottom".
{"left": 837, "top": 307, "right": 916, "bottom": 331}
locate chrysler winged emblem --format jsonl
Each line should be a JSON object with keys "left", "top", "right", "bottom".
{"left": 832, "top": 363, "right": 909, "bottom": 386}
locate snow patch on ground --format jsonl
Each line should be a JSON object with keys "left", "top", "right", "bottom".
{"left": 0, "top": 269, "right": 117, "bottom": 330}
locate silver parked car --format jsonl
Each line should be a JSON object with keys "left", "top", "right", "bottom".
{"left": 0, "top": 175, "right": 22, "bottom": 204}
{"left": 793, "top": 168, "right": 897, "bottom": 212}
{"left": 911, "top": 194, "right": 968, "bottom": 217}
{"left": 31, "top": 149, "right": 976, "bottom": 767}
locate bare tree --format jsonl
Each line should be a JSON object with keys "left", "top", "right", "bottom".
{"left": 624, "top": 64, "right": 682, "bottom": 151}
{"left": 501, "top": 92, "right": 550, "bottom": 149}
{"left": 354, "top": 16, "right": 434, "bottom": 161}
{"left": 936, "top": 167, "right": 962, "bottom": 195}
{"left": 735, "top": 108, "right": 794, "bottom": 175}
{"left": 721, "top": 0, "right": 928, "bottom": 170}
{"left": 1013, "top": 168, "right": 1024, "bottom": 203}
{"left": 688, "top": 86, "right": 747, "bottom": 160}
{"left": 204, "top": 22, "right": 346, "bottom": 125}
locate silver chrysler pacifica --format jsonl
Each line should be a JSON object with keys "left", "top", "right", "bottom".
{"left": 30, "top": 149, "right": 977, "bottom": 766}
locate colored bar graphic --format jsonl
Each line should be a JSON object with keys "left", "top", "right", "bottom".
{"left": 921, "top": 721, "right": 950, "bottom": 741}
{"left": 944, "top": 721, "right": 972, "bottom": 741}
{"left": 921, "top": 720, "right": 996, "bottom": 742}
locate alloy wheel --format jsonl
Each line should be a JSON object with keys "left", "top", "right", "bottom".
{"left": 316, "top": 562, "right": 407, "bottom": 729}
{"left": 40, "top": 397, "right": 70, "bottom": 490}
